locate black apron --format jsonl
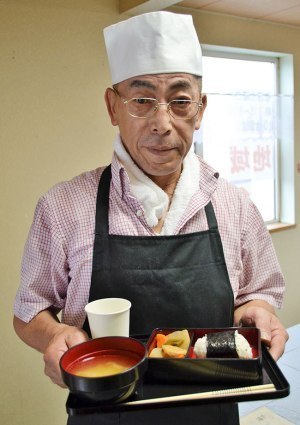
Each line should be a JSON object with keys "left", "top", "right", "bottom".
{"left": 68, "top": 165, "right": 240, "bottom": 424}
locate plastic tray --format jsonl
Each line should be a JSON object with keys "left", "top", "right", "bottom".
{"left": 66, "top": 343, "right": 289, "bottom": 416}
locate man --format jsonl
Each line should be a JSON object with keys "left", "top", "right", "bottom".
{"left": 13, "top": 11, "right": 288, "bottom": 425}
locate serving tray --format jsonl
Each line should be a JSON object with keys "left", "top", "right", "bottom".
{"left": 66, "top": 343, "right": 289, "bottom": 416}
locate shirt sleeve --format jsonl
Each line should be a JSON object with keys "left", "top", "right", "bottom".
{"left": 235, "top": 199, "right": 285, "bottom": 309}
{"left": 14, "top": 194, "right": 69, "bottom": 322}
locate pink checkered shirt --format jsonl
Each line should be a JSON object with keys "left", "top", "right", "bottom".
{"left": 14, "top": 154, "right": 285, "bottom": 328}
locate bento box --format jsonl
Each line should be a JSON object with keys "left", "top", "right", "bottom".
{"left": 145, "top": 327, "right": 263, "bottom": 384}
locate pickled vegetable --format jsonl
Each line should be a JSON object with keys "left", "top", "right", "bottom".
{"left": 165, "top": 329, "right": 190, "bottom": 350}
{"left": 149, "top": 329, "right": 190, "bottom": 358}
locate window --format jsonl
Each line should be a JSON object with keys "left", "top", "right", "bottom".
{"left": 194, "top": 47, "right": 294, "bottom": 226}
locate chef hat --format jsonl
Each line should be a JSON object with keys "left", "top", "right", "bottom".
{"left": 103, "top": 11, "right": 202, "bottom": 85}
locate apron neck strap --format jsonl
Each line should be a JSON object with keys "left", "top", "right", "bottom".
{"left": 204, "top": 201, "right": 218, "bottom": 230}
{"left": 94, "top": 164, "right": 219, "bottom": 234}
{"left": 95, "top": 165, "right": 111, "bottom": 235}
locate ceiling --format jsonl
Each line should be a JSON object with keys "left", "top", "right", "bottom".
{"left": 119, "top": 0, "right": 300, "bottom": 27}
{"left": 177, "top": 0, "right": 300, "bottom": 27}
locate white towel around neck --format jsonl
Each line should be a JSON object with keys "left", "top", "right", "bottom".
{"left": 114, "top": 135, "right": 200, "bottom": 235}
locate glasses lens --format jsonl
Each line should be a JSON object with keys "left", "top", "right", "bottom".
{"left": 126, "top": 98, "right": 157, "bottom": 118}
{"left": 169, "top": 100, "right": 199, "bottom": 119}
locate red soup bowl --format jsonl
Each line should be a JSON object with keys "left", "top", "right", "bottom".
{"left": 60, "top": 336, "right": 148, "bottom": 403}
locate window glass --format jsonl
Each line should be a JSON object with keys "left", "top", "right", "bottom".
{"left": 195, "top": 55, "right": 278, "bottom": 222}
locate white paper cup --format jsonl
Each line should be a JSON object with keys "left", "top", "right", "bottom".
{"left": 84, "top": 298, "right": 131, "bottom": 338}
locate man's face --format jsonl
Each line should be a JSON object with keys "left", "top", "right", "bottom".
{"left": 105, "top": 73, "right": 206, "bottom": 180}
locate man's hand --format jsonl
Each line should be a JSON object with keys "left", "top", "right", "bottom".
{"left": 13, "top": 311, "right": 89, "bottom": 388}
{"left": 234, "top": 301, "right": 289, "bottom": 361}
{"left": 43, "top": 325, "right": 89, "bottom": 387}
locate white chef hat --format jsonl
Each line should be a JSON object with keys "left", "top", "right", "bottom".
{"left": 103, "top": 11, "right": 202, "bottom": 85}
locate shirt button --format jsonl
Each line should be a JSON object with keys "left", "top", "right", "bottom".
{"left": 136, "top": 209, "right": 143, "bottom": 217}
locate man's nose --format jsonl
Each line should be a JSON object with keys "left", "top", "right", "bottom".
{"left": 149, "top": 104, "right": 172, "bottom": 134}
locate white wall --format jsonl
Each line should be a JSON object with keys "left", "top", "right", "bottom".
{"left": 1, "top": 1, "right": 299, "bottom": 424}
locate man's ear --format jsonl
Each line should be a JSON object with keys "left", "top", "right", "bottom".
{"left": 195, "top": 94, "right": 207, "bottom": 131}
{"left": 104, "top": 88, "right": 119, "bottom": 126}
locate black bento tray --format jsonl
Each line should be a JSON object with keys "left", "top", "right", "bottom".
{"left": 66, "top": 342, "right": 289, "bottom": 416}
{"left": 145, "top": 327, "right": 262, "bottom": 384}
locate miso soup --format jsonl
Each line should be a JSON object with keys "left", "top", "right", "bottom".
{"left": 67, "top": 350, "right": 138, "bottom": 378}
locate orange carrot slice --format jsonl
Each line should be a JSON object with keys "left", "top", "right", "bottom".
{"left": 156, "top": 333, "right": 167, "bottom": 348}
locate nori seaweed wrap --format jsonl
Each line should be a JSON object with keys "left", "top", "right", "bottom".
{"left": 206, "top": 331, "right": 238, "bottom": 358}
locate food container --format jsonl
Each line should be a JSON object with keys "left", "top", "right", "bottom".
{"left": 145, "top": 327, "right": 262, "bottom": 384}
{"left": 60, "top": 336, "right": 148, "bottom": 402}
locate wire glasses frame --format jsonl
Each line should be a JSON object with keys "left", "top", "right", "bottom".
{"left": 113, "top": 88, "right": 203, "bottom": 120}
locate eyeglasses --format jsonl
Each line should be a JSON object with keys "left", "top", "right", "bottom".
{"left": 113, "top": 89, "right": 203, "bottom": 120}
